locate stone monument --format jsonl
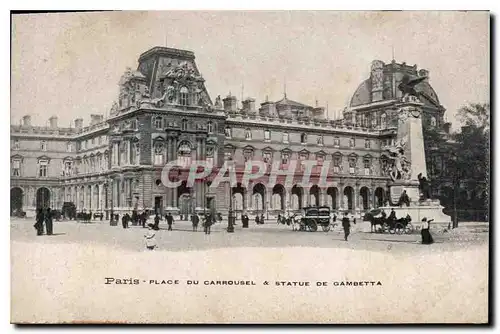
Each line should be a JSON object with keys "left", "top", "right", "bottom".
{"left": 379, "top": 76, "right": 451, "bottom": 228}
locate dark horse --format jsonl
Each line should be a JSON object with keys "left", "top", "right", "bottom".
{"left": 366, "top": 213, "right": 412, "bottom": 233}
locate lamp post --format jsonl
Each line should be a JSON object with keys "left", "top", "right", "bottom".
{"left": 227, "top": 159, "right": 235, "bottom": 233}
{"left": 452, "top": 154, "right": 459, "bottom": 229}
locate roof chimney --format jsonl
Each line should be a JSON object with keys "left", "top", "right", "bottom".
{"left": 22, "top": 115, "right": 31, "bottom": 127}
{"left": 223, "top": 94, "right": 238, "bottom": 112}
{"left": 74, "top": 118, "right": 83, "bottom": 129}
{"left": 90, "top": 114, "right": 104, "bottom": 126}
{"left": 49, "top": 116, "right": 58, "bottom": 128}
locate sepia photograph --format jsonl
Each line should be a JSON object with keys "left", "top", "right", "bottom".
{"left": 9, "top": 10, "right": 490, "bottom": 324}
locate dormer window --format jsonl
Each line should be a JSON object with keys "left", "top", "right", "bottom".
{"left": 180, "top": 87, "right": 189, "bottom": 106}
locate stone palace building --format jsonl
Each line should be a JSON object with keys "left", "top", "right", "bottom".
{"left": 11, "top": 46, "right": 456, "bottom": 219}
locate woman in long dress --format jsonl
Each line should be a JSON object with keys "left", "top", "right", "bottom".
{"left": 421, "top": 218, "right": 434, "bottom": 244}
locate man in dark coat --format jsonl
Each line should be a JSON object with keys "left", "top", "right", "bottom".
{"left": 342, "top": 213, "right": 351, "bottom": 241}
{"left": 153, "top": 214, "right": 160, "bottom": 230}
{"left": 191, "top": 213, "right": 200, "bottom": 232}
{"left": 388, "top": 209, "right": 397, "bottom": 222}
{"left": 121, "top": 214, "right": 127, "bottom": 229}
{"left": 34, "top": 208, "right": 44, "bottom": 236}
{"left": 260, "top": 214, "right": 265, "bottom": 225}
{"left": 141, "top": 212, "right": 147, "bottom": 228}
{"left": 241, "top": 213, "right": 249, "bottom": 228}
{"left": 45, "top": 208, "right": 53, "bottom": 235}
{"left": 166, "top": 212, "right": 174, "bottom": 231}
{"left": 203, "top": 213, "right": 212, "bottom": 234}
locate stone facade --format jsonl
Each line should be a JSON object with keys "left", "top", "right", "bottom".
{"left": 11, "top": 47, "right": 462, "bottom": 219}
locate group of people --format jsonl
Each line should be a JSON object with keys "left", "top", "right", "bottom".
{"left": 34, "top": 208, "right": 54, "bottom": 236}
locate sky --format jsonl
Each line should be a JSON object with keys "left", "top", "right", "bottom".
{"left": 11, "top": 11, "right": 489, "bottom": 130}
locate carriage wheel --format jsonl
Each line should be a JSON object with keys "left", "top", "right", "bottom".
{"left": 395, "top": 223, "right": 404, "bottom": 235}
{"left": 309, "top": 220, "right": 318, "bottom": 232}
{"left": 382, "top": 222, "right": 390, "bottom": 233}
{"left": 405, "top": 223, "right": 414, "bottom": 234}
{"left": 322, "top": 224, "right": 331, "bottom": 232}
{"left": 299, "top": 223, "right": 306, "bottom": 231}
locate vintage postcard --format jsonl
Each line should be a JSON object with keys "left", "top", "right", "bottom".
{"left": 10, "top": 11, "right": 490, "bottom": 324}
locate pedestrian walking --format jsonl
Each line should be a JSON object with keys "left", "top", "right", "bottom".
{"left": 141, "top": 212, "right": 147, "bottom": 228}
{"left": 45, "top": 207, "right": 53, "bottom": 235}
{"left": 121, "top": 214, "right": 127, "bottom": 229}
{"left": 191, "top": 213, "right": 199, "bottom": 232}
{"left": 166, "top": 212, "right": 174, "bottom": 231}
{"left": 241, "top": 213, "right": 249, "bottom": 228}
{"left": 203, "top": 214, "right": 212, "bottom": 234}
{"left": 342, "top": 212, "right": 351, "bottom": 241}
{"left": 153, "top": 213, "right": 160, "bottom": 230}
{"left": 144, "top": 224, "right": 157, "bottom": 250}
{"left": 34, "top": 208, "right": 44, "bottom": 236}
{"left": 260, "top": 214, "right": 265, "bottom": 225}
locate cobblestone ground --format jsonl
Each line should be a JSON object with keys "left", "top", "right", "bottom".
{"left": 10, "top": 217, "right": 488, "bottom": 254}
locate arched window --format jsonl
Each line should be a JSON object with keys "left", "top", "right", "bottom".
{"left": 154, "top": 116, "right": 162, "bottom": 129}
{"left": 153, "top": 141, "right": 164, "bottom": 165}
{"left": 181, "top": 119, "right": 188, "bottom": 131}
{"left": 264, "top": 129, "right": 271, "bottom": 141}
{"left": 380, "top": 113, "right": 387, "bottom": 129}
{"left": 245, "top": 128, "right": 252, "bottom": 140}
{"left": 180, "top": 87, "right": 189, "bottom": 106}
{"left": 207, "top": 121, "right": 213, "bottom": 134}
{"left": 300, "top": 133, "right": 307, "bottom": 144}
{"left": 178, "top": 142, "right": 191, "bottom": 167}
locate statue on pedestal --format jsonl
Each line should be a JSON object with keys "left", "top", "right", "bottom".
{"left": 398, "top": 74, "right": 427, "bottom": 99}
{"left": 418, "top": 173, "right": 431, "bottom": 200}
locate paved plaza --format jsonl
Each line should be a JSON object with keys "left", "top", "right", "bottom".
{"left": 11, "top": 217, "right": 488, "bottom": 254}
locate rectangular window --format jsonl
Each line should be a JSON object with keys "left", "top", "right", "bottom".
{"left": 349, "top": 138, "right": 355, "bottom": 148}
{"left": 224, "top": 151, "right": 233, "bottom": 161}
{"left": 334, "top": 138, "right": 340, "bottom": 147}
{"left": 154, "top": 117, "right": 162, "bottom": 129}
{"left": 65, "top": 161, "right": 73, "bottom": 176}
{"left": 13, "top": 140, "right": 20, "bottom": 150}
{"left": 349, "top": 158, "right": 356, "bottom": 174}
{"left": 67, "top": 142, "right": 72, "bottom": 152}
{"left": 281, "top": 153, "right": 289, "bottom": 166}
{"left": 365, "top": 139, "right": 371, "bottom": 149}
{"left": 317, "top": 155, "right": 324, "bottom": 166}
{"left": 244, "top": 150, "right": 253, "bottom": 162}
{"left": 225, "top": 128, "right": 232, "bottom": 138}
{"left": 41, "top": 141, "right": 47, "bottom": 151}
{"left": 333, "top": 156, "right": 341, "bottom": 173}
{"left": 12, "top": 160, "right": 20, "bottom": 176}
{"left": 263, "top": 152, "right": 272, "bottom": 163}
{"left": 91, "top": 138, "right": 95, "bottom": 145}
{"left": 283, "top": 133, "right": 289, "bottom": 143}
{"left": 264, "top": 130, "right": 271, "bottom": 141}
{"left": 364, "top": 159, "right": 371, "bottom": 175}
{"left": 39, "top": 160, "right": 48, "bottom": 177}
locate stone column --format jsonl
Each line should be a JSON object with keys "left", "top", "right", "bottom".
{"left": 339, "top": 184, "right": 344, "bottom": 210}
{"left": 266, "top": 187, "right": 272, "bottom": 215}
{"left": 246, "top": 182, "right": 253, "bottom": 213}
{"left": 285, "top": 188, "right": 290, "bottom": 213}
{"left": 172, "top": 134, "right": 178, "bottom": 209}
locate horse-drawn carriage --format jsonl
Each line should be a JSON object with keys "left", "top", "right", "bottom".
{"left": 295, "top": 206, "right": 332, "bottom": 232}
{"left": 364, "top": 208, "right": 414, "bottom": 234}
